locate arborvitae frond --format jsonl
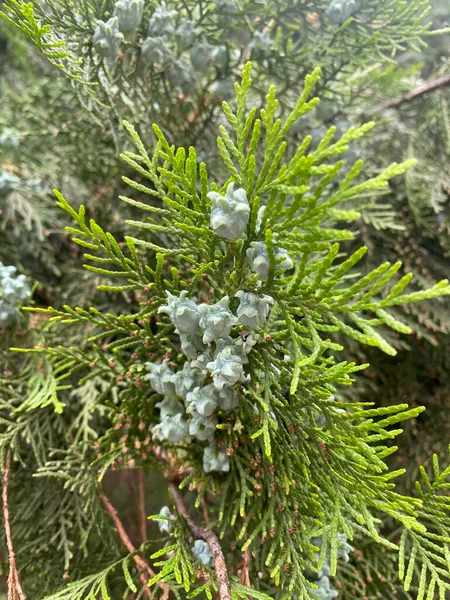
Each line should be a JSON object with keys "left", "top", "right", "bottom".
{"left": 42, "top": 545, "right": 154, "bottom": 600}
{"left": 2, "top": 2, "right": 450, "bottom": 599}
{"left": 11, "top": 64, "right": 449, "bottom": 599}
{"left": 398, "top": 449, "right": 450, "bottom": 600}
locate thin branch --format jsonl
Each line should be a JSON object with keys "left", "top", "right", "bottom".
{"left": 137, "top": 469, "right": 148, "bottom": 546}
{"left": 374, "top": 73, "right": 450, "bottom": 112}
{"left": 200, "top": 497, "right": 210, "bottom": 525}
{"left": 239, "top": 547, "right": 251, "bottom": 588}
{"left": 167, "top": 480, "right": 232, "bottom": 600}
{"left": 100, "top": 490, "right": 169, "bottom": 600}
{"left": 2, "top": 450, "right": 26, "bottom": 600}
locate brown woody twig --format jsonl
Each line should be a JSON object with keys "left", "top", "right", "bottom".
{"left": 2, "top": 450, "right": 27, "bottom": 600}
{"left": 100, "top": 490, "right": 169, "bottom": 600}
{"left": 137, "top": 470, "right": 148, "bottom": 546}
{"left": 374, "top": 73, "right": 450, "bottom": 112}
{"left": 239, "top": 547, "right": 251, "bottom": 588}
{"left": 168, "top": 480, "right": 232, "bottom": 600}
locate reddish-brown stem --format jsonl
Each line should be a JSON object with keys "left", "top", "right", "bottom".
{"left": 2, "top": 450, "right": 27, "bottom": 600}
{"left": 200, "top": 497, "right": 210, "bottom": 525}
{"left": 137, "top": 470, "right": 148, "bottom": 546}
{"left": 239, "top": 547, "right": 251, "bottom": 587}
{"left": 374, "top": 73, "right": 450, "bottom": 111}
{"left": 167, "top": 480, "right": 232, "bottom": 600}
{"left": 100, "top": 490, "right": 169, "bottom": 600}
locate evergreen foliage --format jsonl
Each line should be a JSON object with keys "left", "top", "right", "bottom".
{"left": 1, "top": 1, "right": 450, "bottom": 600}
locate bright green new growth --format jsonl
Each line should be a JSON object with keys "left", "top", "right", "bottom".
{"left": 20, "top": 63, "right": 450, "bottom": 599}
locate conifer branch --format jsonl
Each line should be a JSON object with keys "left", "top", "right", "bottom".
{"left": 100, "top": 489, "right": 169, "bottom": 600}
{"left": 2, "top": 450, "right": 26, "bottom": 600}
{"left": 374, "top": 73, "right": 450, "bottom": 111}
{"left": 168, "top": 480, "right": 232, "bottom": 600}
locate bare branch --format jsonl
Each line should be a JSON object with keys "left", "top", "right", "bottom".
{"left": 100, "top": 489, "right": 169, "bottom": 600}
{"left": 239, "top": 547, "right": 251, "bottom": 588}
{"left": 168, "top": 480, "right": 232, "bottom": 600}
{"left": 2, "top": 450, "right": 27, "bottom": 600}
{"left": 200, "top": 497, "right": 210, "bottom": 525}
{"left": 137, "top": 469, "right": 148, "bottom": 546}
{"left": 374, "top": 73, "right": 450, "bottom": 112}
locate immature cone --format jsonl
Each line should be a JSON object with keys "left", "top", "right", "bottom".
{"left": 175, "top": 20, "right": 195, "bottom": 50}
{"left": 235, "top": 331, "right": 259, "bottom": 355}
{"left": 250, "top": 30, "right": 273, "bottom": 52}
{"left": 0, "top": 303, "right": 15, "bottom": 327}
{"left": 147, "top": 4, "right": 177, "bottom": 38}
{"left": 113, "top": 0, "right": 144, "bottom": 35}
{"left": 203, "top": 443, "right": 230, "bottom": 473}
{"left": 155, "top": 397, "right": 184, "bottom": 419}
{"left": 92, "top": 17, "right": 124, "bottom": 58}
{"left": 310, "top": 575, "right": 338, "bottom": 600}
{"left": 337, "top": 532, "right": 353, "bottom": 562}
{"left": 141, "top": 37, "right": 173, "bottom": 64}
{"left": 188, "top": 410, "right": 217, "bottom": 441}
{"left": 211, "top": 77, "right": 236, "bottom": 100}
{"left": 190, "top": 39, "right": 213, "bottom": 74}
{"left": 0, "top": 264, "right": 31, "bottom": 328}
{"left": 158, "top": 290, "right": 201, "bottom": 335}
{"left": 143, "top": 359, "right": 176, "bottom": 396}
{"left": 208, "top": 182, "right": 250, "bottom": 240}
{"left": 326, "top": 0, "right": 359, "bottom": 26}
{"left": 171, "top": 362, "right": 204, "bottom": 399}
{"left": 211, "top": 45, "right": 228, "bottom": 69}
{"left": 0, "top": 171, "right": 20, "bottom": 196}
{"left": 153, "top": 412, "right": 190, "bottom": 443}
{"left": 191, "top": 539, "right": 214, "bottom": 567}
{"left": 155, "top": 506, "right": 173, "bottom": 533}
{"left": 186, "top": 385, "right": 219, "bottom": 417}
{"left": 235, "top": 291, "right": 274, "bottom": 329}
{"left": 179, "top": 333, "right": 211, "bottom": 368}
{"left": 206, "top": 344, "right": 245, "bottom": 390}
{"left": 1, "top": 274, "right": 29, "bottom": 304}
{"left": 0, "top": 128, "right": 20, "bottom": 151}
{"left": 0, "top": 266, "right": 17, "bottom": 279}
{"left": 246, "top": 241, "right": 293, "bottom": 280}
{"left": 217, "top": 386, "right": 239, "bottom": 411}
{"left": 198, "top": 296, "right": 238, "bottom": 344}
{"left": 166, "top": 59, "right": 200, "bottom": 95}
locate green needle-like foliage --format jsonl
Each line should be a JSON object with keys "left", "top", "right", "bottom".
{"left": 9, "top": 64, "right": 449, "bottom": 600}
